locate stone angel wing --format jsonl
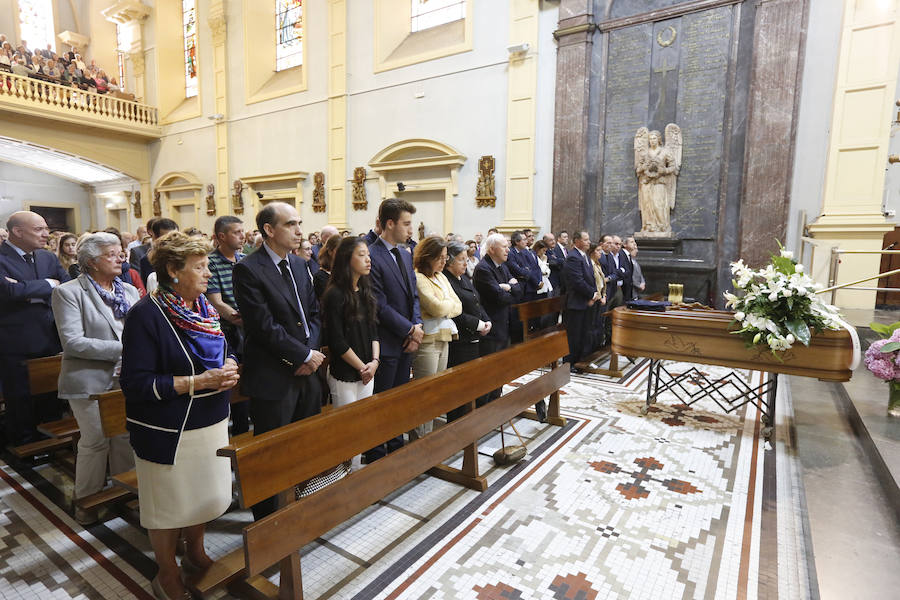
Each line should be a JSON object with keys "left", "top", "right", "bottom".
{"left": 664, "top": 123, "right": 682, "bottom": 172}
{"left": 664, "top": 123, "right": 682, "bottom": 209}
{"left": 633, "top": 127, "right": 649, "bottom": 174}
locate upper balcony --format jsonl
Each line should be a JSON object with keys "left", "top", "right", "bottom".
{"left": 0, "top": 71, "right": 162, "bottom": 139}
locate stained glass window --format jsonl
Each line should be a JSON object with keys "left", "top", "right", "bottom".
{"left": 276, "top": 0, "right": 303, "bottom": 71}
{"left": 183, "top": 0, "right": 199, "bottom": 98}
{"left": 116, "top": 25, "right": 127, "bottom": 92}
{"left": 18, "top": 0, "right": 55, "bottom": 53}
{"left": 411, "top": 0, "right": 465, "bottom": 33}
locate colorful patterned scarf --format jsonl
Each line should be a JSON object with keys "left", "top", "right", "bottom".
{"left": 154, "top": 285, "right": 224, "bottom": 338}
{"left": 87, "top": 275, "right": 132, "bottom": 319}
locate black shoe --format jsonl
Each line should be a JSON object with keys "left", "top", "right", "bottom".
{"left": 534, "top": 400, "right": 547, "bottom": 423}
{"left": 570, "top": 366, "right": 582, "bottom": 374}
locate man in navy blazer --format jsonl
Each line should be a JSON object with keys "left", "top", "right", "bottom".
{"left": 365, "top": 198, "right": 423, "bottom": 463}
{"left": 563, "top": 231, "right": 601, "bottom": 369}
{"left": 0, "top": 211, "right": 69, "bottom": 446}
{"left": 600, "top": 235, "right": 630, "bottom": 344}
{"left": 474, "top": 233, "right": 523, "bottom": 403}
{"left": 234, "top": 202, "right": 324, "bottom": 519}
{"left": 545, "top": 232, "right": 567, "bottom": 295}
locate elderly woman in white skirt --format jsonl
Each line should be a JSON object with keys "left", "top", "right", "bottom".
{"left": 51, "top": 232, "right": 140, "bottom": 525}
{"left": 120, "top": 231, "right": 239, "bottom": 600}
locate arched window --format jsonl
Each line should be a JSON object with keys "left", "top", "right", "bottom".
{"left": 410, "top": 0, "right": 465, "bottom": 33}
{"left": 18, "top": 0, "right": 55, "bottom": 52}
{"left": 275, "top": 0, "right": 303, "bottom": 71}
{"left": 182, "top": 0, "right": 199, "bottom": 98}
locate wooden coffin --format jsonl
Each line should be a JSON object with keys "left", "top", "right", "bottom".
{"left": 611, "top": 306, "right": 853, "bottom": 382}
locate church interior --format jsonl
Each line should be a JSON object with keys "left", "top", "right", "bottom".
{"left": 0, "top": 0, "right": 899, "bottom": 599}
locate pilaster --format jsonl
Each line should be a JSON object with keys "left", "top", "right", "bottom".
{"left": 738, "top": 0, "right": 808, "bottom": 267}
{"left": 549, "top": 0, "right": 599, "bottom": 236}
{"left": 499, "top": 0, "right": 541, "bottom": 234}
{"left": 208, "top": 1, "right": 230, "bottom": 217}
{"left": 808, "top": 0, "right": 900, "bottom": 309}
{"left": 327, "top": 0, "right": 350, "bottom": 230}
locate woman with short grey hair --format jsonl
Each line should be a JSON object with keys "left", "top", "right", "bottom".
{"left": 51, "top": 232, "right": 140, "bottom": 525}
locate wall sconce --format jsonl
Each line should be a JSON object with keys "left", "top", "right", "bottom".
{"left": 507, "top": 42, "right": 530, "bottom": 57}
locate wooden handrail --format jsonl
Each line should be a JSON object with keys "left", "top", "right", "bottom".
{"left": 219, "top": 330, "right": 569, "bottom": 508}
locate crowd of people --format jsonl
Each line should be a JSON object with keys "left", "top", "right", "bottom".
{"left": 0, "top": 202, "right": 647, "bottom": 599}
{"left": 0, "top": 33, "right": 127, "bottom": 96}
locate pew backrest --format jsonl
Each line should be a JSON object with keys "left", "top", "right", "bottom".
{"left": 27, "top": 354, "right": 63, "bottom": 396}
{"left": 219, "top": 330, "right": 570, "bottom": 577}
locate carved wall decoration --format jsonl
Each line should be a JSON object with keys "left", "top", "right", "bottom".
{"left": 152, "top": 190, "right": 161, "bottom": 217}
{"left": 312, "top": 171, "right": 326, "bottom": 213}
{"left": 418, "top": 222, "right": 425, "bottom": 241}
{"left": 232, "top": 179, "right": 244, "bottom": 214}
{"left": 205, "top": 183, "right": 217, "bottom": 215}
{"left": 352, "top": 167, "right": 368, "bottom": 211}
{"left": 475, "top": 155, "right": 496, "bottom": 208}
{"left": 132, "top": 190, "right": 142, "bottom": 219}
{"left": 634, "top": 124, "right": 682, "bottom": 238}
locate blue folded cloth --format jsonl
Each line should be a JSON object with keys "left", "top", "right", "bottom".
{"left": 626, "top": 300, "right": 671, "bottom": 312}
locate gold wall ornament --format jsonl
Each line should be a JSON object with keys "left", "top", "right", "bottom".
{"left": 152, "top": 190, "right": 161, "bottom": 217}
{"left": 352, "top": 167, "right": 368, "bottom": 211}
{"left": 657, "top": 26, "right": 677, "bottom": 47}
{"left": 312, "top": 171, "right": 326, "bottom": 213}
{"left": 232, "top": 179, "right": 244, "bottom": 214}
{"left": 418, "top": 222, "right": 425, "bottom": 240}
{"left": 206, "top": 183, "right": 217, "bottom": 216}
{"left": 132, "top": 190, "right": 142, "bottom": 219}
{"left": 475, "top": 155, "right": 496, "bottom": 208}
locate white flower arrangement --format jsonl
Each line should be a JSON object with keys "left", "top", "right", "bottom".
{"left": 725, "top": 247, "right": 843, "bottom": 357}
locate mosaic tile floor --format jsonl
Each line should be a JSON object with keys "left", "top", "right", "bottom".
{"left": 0, "top": 357, "right": 814, "bottom": 599}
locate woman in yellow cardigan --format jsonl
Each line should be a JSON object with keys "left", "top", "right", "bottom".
{"left": 411, "top": 235, "right": 462, "bottom": 439}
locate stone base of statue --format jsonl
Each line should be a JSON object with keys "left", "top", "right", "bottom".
{"left": 476, "top": 196, "right": 496, "bottom": 208}
{"left": 634, "top": 230, "right": 676, "bottom": 240}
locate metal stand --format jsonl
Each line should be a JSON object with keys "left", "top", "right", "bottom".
{"left": 640, "top": 359, "right": 778, "bottom": 442}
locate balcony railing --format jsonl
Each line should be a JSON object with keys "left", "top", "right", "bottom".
{"left": 0, "top": 71, "right": 161, "bottom": 137}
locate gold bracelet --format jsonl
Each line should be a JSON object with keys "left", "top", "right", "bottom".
{"left": 188, "top": 375, "right": 195, "bottom": 397}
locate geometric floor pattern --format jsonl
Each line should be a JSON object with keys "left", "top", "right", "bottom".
{"left": 0, "top": 357, "right": 816, "bottom": 599}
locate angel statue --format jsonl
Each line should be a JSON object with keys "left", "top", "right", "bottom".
{"left": 634, "top": 124, "right": 682, "bottom": 236}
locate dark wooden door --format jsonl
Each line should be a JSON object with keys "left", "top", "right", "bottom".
{"left": 876, "top": 227, "right": 900, "bottom": 307}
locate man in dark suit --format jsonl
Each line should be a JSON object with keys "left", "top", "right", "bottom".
{"left": 140, "top": 218, "right": 178, "bottom": 284}
{"left": 366, "top": 198, "right": 423, "bottom": 463}
{"left": 233, "top": 202, "right": 324, "bottom": 519}
{"left": 564, "top": 231, "right": 601, "bottom": 369}
{"left": 0, "top": 211, "right": 69, "bottom": 446}
{"left": 474, "top": 233, "right": 523, "bottom": 404}
{"left": 545, "top": 232, "right": 567, "bottom": 295}
{"left": 600, "top": 235, "right": 629, "bottom": 344}
{"left": 128, "top": 217, "right": 156, "bottom": 269}
{"left": 613, "top": 235, "right": 634, "bottom": 302}
{"left": 506, "top": 231, "right": 541, "bottom": 343}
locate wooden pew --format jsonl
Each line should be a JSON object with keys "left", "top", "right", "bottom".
{"left": 30, "top": 354, "right": 78, "bottom": 442}
{"left": 216, "top": 331, "right": 570, "bottom": 600}
{"left": 9, "top": 354, "right": 76, "bottom": 460}
{"left": 93, "top": 388, "right": 254, "bottom": 510}
{"left": 516, "top": 295, "right": 567, "bottom": 426}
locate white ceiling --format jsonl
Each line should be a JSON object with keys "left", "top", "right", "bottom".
{"left": 0, "top": 136, "right": 132, "bottom": 185}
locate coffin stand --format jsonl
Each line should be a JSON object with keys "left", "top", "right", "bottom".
{"left": 611, "top": 307, "right": 853, "bottom": 441}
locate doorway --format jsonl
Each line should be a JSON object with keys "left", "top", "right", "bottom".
{"left": 405, "top": 190, "right": 445, "bottom": 239}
